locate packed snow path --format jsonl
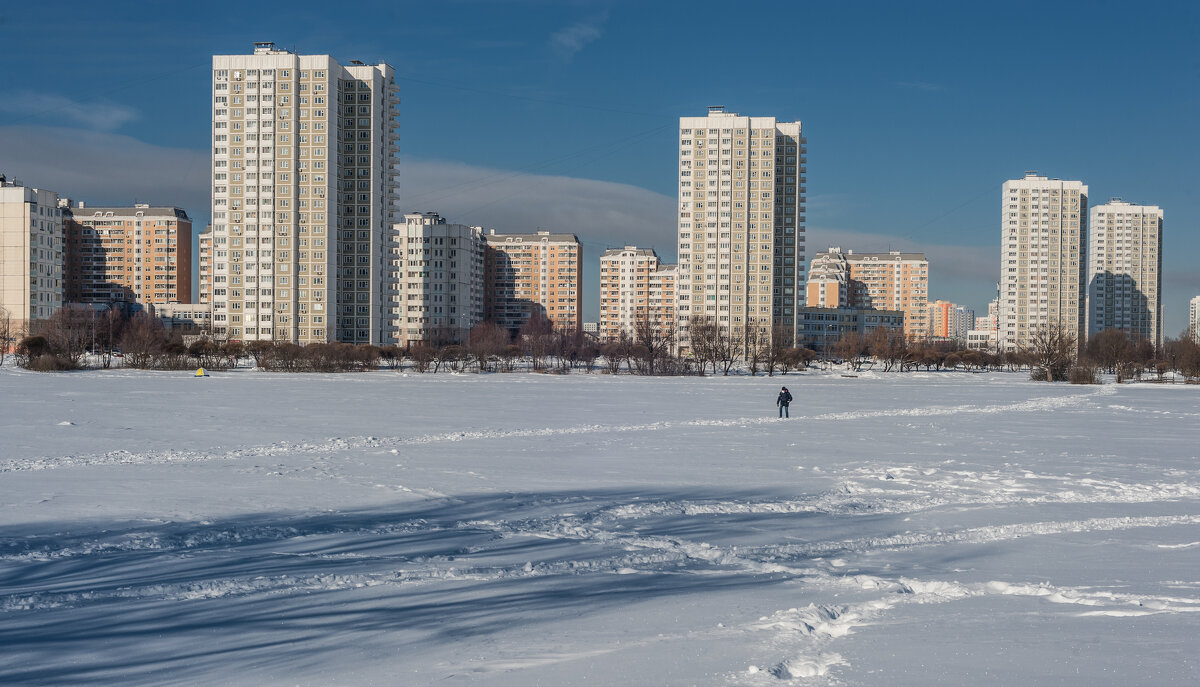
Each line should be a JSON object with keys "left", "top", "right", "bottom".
{"left": 1, "top": 368, "right": 1198, "bottom": 685}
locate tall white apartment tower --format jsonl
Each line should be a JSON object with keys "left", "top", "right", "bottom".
{"left": 1190, "top": 295, "right": 1200, "bottom": 342}
{"left": 1087, "top": 199, "right": 1163, "bottom": 347}
{"left": 676, "top": 107, "right": 805, "bottom": 354}
{"left": 0, "top": 177, "right": 63, "bottom": 333}
{"left": 393, "top": 212, "right": 485, "bottom": 347}
{"left": 211, "top": 42, "right": 400, "bottom": 344}
{"left": 999, "top": 173, "right": 1087, "bottom": 352}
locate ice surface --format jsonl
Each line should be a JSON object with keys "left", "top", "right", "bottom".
{"left": 1, "top": 366, "right": 1198, "bottom": 685}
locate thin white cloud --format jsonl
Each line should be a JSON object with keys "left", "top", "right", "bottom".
{"left": 0, "top": 125, "right": 208, "bottom": 210}
{"left": 394, "top": 155, "right": 676, "bottom": 252}
{"left": 0, "top": 92, "right": 139, "bottom": 131}
{"left": 549, "top": 16, "right": 606, "bottom": 58}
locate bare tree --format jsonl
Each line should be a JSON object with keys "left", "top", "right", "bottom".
{"left": 832, "top": 332, "right": 868, "bottom": 371}
{"left": 633, "top": 312, "right": 677, "bottom": 376}
{"left": 687, "top": 315, "right": 718, "bottom": 375}
{"left": 0, "top": 306, "right": 14, "bottom": 368}
{"left": 1086, "top": 328, "right": 1132, "bottom": 376}
{"left": 118, "top": 313, "right": 168, "bottom": 369}
{"left": 467, "top": 321, "right": 509, "bottom": 373}
{"left": 761, "top": 324, "right": 795, "bottom": 376}
{"left": 499, "top": 344, "right": 522, "bottom": 372}
{"left": 1024, "top": 323, "right": 1077, "bottom": 382}
{"left": 520, "top": 313, "right": 555, "bottom": 371}
{"left": 36, "top": 306, "right": 92, "bottom": 368}
{"left": 744, "top": 325, "right": 767, "bottom": 376}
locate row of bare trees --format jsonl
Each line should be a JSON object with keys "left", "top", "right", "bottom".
{"left": 9, "top": 303, "right": 1200, "bottom": 381}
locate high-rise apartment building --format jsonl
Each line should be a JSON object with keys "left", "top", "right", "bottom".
{"left": 64, "top": 203, "right": 193, "bottom": 305}
{"left": 676, "top": 107, "right": 805, "bottom": 354}
{"left": 999, "top": 173, "right": 1087, "bottom": 352}
{"left": 393, "top": 212, "right": 485, "bottom": 347}
{"left": 0, "top": 177, "right": 63, "bottom": 332}
{"left": 805, "top": 249, "right": 850, "bottom": 308}
{"left": 976, "top": 298, "right": 999, "bottom": 331}
{"left": 598, "top": 246, "right": 676, "bottom": 343}
{"left": 483, "top": 230, "right": 582, "bottom": 336}
{"left": 211, "top": 42, "right": 399, "bottom": 344}
{"left": 1190, "top": 295, "right": 1200, "bottom": 342}
{"left": 806, "top": 248, "right": 929, "bottom": 340}
{"left": 928, "top": 299, "right": 973, "bottom": 341}
{"left": 1087, "top": 199, "right": 1163, "bottom": 347}
{"left": 198, "top": 226, "right": 213, "bottom": 304}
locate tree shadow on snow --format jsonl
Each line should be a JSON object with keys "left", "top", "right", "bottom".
{"left": 0, "top": 487, "right": 887, "bottom": 685}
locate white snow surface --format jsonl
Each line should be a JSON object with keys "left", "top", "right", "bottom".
{"left": 1, "top": 366, "right": 1198, "bottom": 685}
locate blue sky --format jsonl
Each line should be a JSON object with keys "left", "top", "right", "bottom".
{"left": 2, "top": 0, "right": 1197, "bottom": 332}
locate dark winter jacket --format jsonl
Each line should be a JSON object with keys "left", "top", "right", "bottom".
{"left": 777, "top": 390, "right": 793, "bottom": 406}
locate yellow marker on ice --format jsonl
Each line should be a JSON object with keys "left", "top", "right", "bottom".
{"left": 195, "top": 367, "right": 207, "bottom": 377}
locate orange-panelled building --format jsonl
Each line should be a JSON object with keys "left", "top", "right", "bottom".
{"left": 807, "top": 247, "right": 929, "bottom": 340}
{"left": 483, "top": 230, "right": 582, "bottom": 335}
{"left": 64, "top": 203, "right": 193, "bottom": 305}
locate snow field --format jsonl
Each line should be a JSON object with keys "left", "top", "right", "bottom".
{"left": 1, "top": 367, "right": 1198, "bottom": 685}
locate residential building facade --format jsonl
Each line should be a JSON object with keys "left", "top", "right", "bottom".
{"left": 598, "top": 246, "right": 676, "bottom": 343}
{"left": 0, "top": 177, "right": 63, "bottom": 331}
{"left": 976, "top": 298, "right": 999, "bottom": 332}
{"left": 151, "top": 302, "right": 212, "bottom": 334}
{"left": 999, "top": 172, "right": 1088, "bottom": 352}
{"left": 806, "top": 247, "right": 929, "bottom": 340}
{"left": 966, "top": 329, "right": 998, "bottom": 351}
{"left": 928, "top": 299, "right": 974, "bottom": 342}
{"left": 210, "top": 42, "right": 400, "bottom": 344}
{"left": 392, "top": 212, "right": 485, "bottom": 347}
{"left": 1191, "top": 295, "right": 1200, "bottom": 342}
{"left": 64, "top": 203, "right": 193, "bottom": 306}
{"left": 198, "top": 225, "right": 213, "bottom": 304}
{"left": 483, "top": 230, "right": 582, "bottom": 336}
{"left": 676, "top": 107, "right": 806, "bottom": 354}
{"left": 795, "top": 306, "right": 904, "bottom": 354}
{"left": 1086, "top": 199, "right": 1163, "bottom": 347}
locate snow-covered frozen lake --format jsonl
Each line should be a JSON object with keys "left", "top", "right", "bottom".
{"left": 2, "top": 366, "right": 1198, "bottom": 685}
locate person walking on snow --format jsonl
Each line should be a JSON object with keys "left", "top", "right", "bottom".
{"left": 777, "top": 386, "right": 793, "bottom": 418}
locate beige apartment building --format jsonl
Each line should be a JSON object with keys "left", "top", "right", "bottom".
{"left": 393, "top": 212, "right": 485, "bottom": 347}
{"left": 1087, "top": 199, "right": 1163, "bottom": 347}
{"left": 999, "top": 173, "right": 1087, "bottom": 352}
{"left": 198, "top": 226, "right": 213, "bottom": 304}
{"left": 676, "top": 107, "right": 806, "bottom": 354}
{"left": 211, "top": 42, "right": 400, "bottom": 344}
{"left": 0, "top": 177, "right": 63, "bottom": 332}
{"left": 483, "top": 231, "right": 582, "bottom": 336}
{"left": 1191, "top": 295, "right": 1200, "bottom": 342}
{"left": 64, "top": 203, "right": 193, "bottom": 305}
{"left": 598, "top": 246, "right": 676, "bottom": 343}
{"left": 807, "top": 248, "right": 929, "bottom": 340}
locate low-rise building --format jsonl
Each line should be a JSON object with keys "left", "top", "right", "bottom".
{"left": 966, "top": 328, "right": 998, "bottom": 351}
{"left": 151, "top": 303, "right": 212, "bottom": 334}
{"left": 795, "top": 306, "right": 904, "bottom": 354}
